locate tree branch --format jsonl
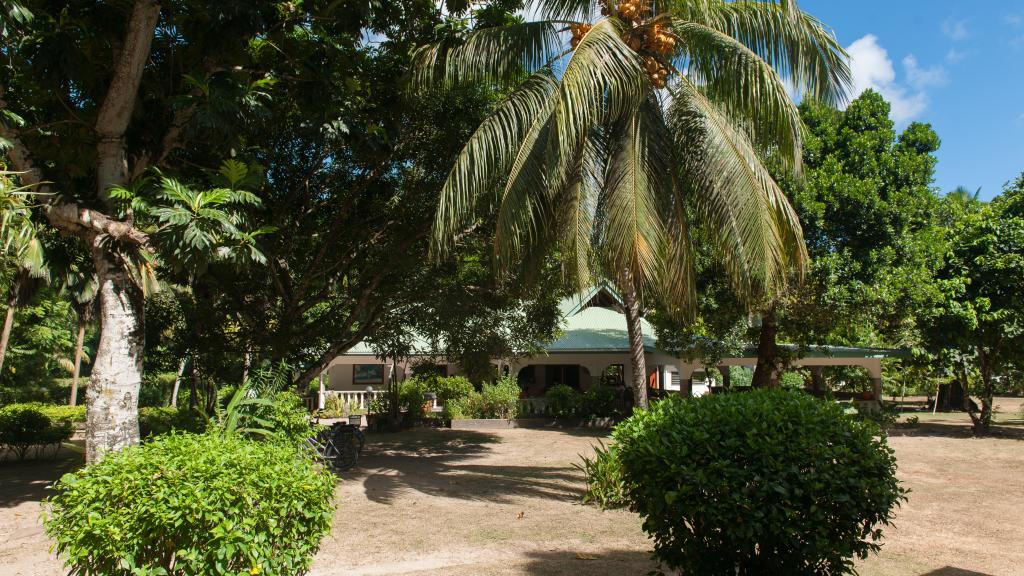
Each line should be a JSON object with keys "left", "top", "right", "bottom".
{"left": 94, "top": 0, "right": 162, "bottom": 199}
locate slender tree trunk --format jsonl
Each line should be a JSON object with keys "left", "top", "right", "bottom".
{"left": 170, "top": 357, "right": 187, "bottom": 408}
{"left": 0, "top": 284, "right": 18, "bottom": 375}
{"left": 974, "top": 348, "right": 995, "bottom": 435}
{"left": 751, "top": 307, "right": 780, "bottom": 389}
{"left": 620, "top": 272, "right": 649, "bottom": 410}
{"left": 189, "top": 358, "right": 199, "bottom": 409}
{"left": 69, "top": 321, "right": 87, "bottom": 406}
{"left": 85, "top": 247, "right": 145, "bottom": 463}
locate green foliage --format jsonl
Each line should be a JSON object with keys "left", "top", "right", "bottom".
{"left": 581, "top": 385, "right": 620, "bottom": 418}
{"left": 257, "top": 391, "right": 313, "bottom": 446}
{"left": 923, "top": 175, "right": 1024, "bottom": 430}
{"left": 575, "top": 440, "right": 628, "bottom": 509}
{"left": 44, "top": 432, "right": 335, "bottom": 576}
{"left": 397, "top": 378, "right": 429, "bottom": 419}
{"left": 447, "top": 375, "right": 521, "bottom": 419}
{"left": 778, "top": 370, "right": 806, "bottom": 390}
{"left": 0, "top": 404, "right": 72, "bottom": 460}
{"left": 614, "top": 390, "right": 906, "bottom": 575}
{"left": 544, "top": 384, "right": 582, "bottom": 418}
{"left": 138, "top": 371, "right": 178, "bottom": 408}
{"left": 1, "top": 289, "right": 77, "bottom": 389}
{"left": 729, "top": 366, "right": 754, "bottom": 388}
{"left": 138, "top": 407, "right": 209, "bottom": 438}
{"left": 423, "top": 375, "right": 476, "bottom": 406}
{"left": 540, "top": 383, "right": 621, "bottom": 419}
{"left": 2, "top": 401, "right": 85, "bottom": 422}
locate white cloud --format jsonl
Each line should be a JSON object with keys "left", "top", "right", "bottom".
{"left": 942, "top": 18, "right": 969, "bottom": 41}
{"left": 903, "top": 55, "right": 948, "bottom": 90}
{"left": 945, "top": 48, "right": 967, "bottom": 64}
{"left": 1006, "top": 14, "right": 1022, "bottom": 27}
{"left": 846, "top": 35, "right": 942, "bottom": 124}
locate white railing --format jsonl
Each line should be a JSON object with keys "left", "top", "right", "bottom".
{"left": 518, "top": 397, "right": 551, "bottom": 416}
{"left": 307, "top": 390, "right": 387, "bottom": 411}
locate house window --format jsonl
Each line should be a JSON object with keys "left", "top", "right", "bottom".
{"left": 353, "top": 364, "right": 385, "bottom": 385}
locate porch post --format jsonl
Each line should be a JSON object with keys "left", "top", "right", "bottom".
{"left": 318, "top": 370, "right": 326, "bottom": 411}
{"left": 866, "top": 360, "right": 883, "bottom": 402}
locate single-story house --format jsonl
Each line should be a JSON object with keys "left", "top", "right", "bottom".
{"left": 317, "top": 285, "right": 904, "bottom": 409}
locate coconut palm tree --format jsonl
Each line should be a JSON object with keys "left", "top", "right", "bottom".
{"left": 415, "top": 0, "right": 850, "bottom": 408}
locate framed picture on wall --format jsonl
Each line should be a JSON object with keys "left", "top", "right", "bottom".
{"left": 353, "top": 364, "right": 384, "bottom": 385}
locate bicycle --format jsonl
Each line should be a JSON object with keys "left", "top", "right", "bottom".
{"left": 305, "top": 420, "right": 365, "bottom": 471}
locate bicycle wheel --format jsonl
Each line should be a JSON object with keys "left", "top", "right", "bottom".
{"left": 332, "top": 431, "right": 359, "bottom": 470}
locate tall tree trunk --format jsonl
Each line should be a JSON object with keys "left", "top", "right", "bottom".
{"left": 0, "top": 282, "right": 18, "bottom": 375}
{"left": 170, "top": 357, "right": 187, "bottom": 408}
{"left": 69, "top": 320, "right": 87, "bottom": 406}
{"left": 620, "top": 272, "right": 649, "bottom": 410}
{"left": 81, "top": 0, "right": 161, "bottom": 462}
{"left": 85, "top": 247, "right": 145, "bottom": 463}
{"left": 751, "top": 307, "right": 780, "bottom": 389}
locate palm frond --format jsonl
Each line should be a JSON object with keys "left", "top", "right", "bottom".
{"left": 433, "top": 69, "right": 560, "bottom": 256}
{"left": 674, "top": 0, "right": 851, "bottom": 106}
{"left": 411, "top": 21, "right": 567, "bottom": 90}
{"left": 672, "top": 20, "right": 804, "bottom": 173}
{"left": 527, "top": 0, "right": 596, "bottom": 22}
{"left": 668, "top": 76, "right": 806, "bottom": 302}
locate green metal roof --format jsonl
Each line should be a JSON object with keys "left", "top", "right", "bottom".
{"left": 547, "top": 304, "right": 658, "bottom": 353}
{"left": 340, "top": 286, "right": 907, "bottom": 360}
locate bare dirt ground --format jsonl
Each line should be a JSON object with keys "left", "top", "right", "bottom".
{"left": 2, "top": 402, "right": 1023, "bottom": 576}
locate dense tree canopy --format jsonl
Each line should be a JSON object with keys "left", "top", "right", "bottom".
{"left": 922, "top": 174, "right": 1024, "bottom": 431}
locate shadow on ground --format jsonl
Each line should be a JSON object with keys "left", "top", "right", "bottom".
{"left": 0, "top": 444, "right": 83, "bottom": 508}
{"left": 918, "top": 568, "right": 995, "bottom": 576}
{"left": 344, "top": 429, "right": 588, "bottom": 505}
{"left": 519, "top": 548, "right": 658, "bottom": 576}
{"left": 888, "top": 422, "right": 1024, "bottom": 440}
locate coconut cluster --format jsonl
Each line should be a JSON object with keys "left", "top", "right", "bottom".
{"left": 569, "top": 23, "right": 593, "bottom": 49}
{"left": 586, "top": 1, "right": 676, "bottom": 88}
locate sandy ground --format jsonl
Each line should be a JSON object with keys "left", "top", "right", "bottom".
{"left": 2, "top": 406, "right": 1023, "bottom": 576}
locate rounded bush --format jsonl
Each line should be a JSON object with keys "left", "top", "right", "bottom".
{"left": 544, "top": 384, "right": 581, "bottom": 418}
{"left": 0, "top": 404, "right": 73, "bottom": 460}
{"left": 44, "top": 432, "right": 336, "bottom": 576}
{"left": 138, "top": 406, "right": 209, "bottom": 438}
{"left": 613, "top": 390, "right": 905, "bottom": 575}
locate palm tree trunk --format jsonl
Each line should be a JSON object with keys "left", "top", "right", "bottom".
{"left": 620, "top": 272, "right": 649, "bottom": 410}
{"left": 752, "top": 307, "right": 780, "bottom": 388}
{"left": 85, "top": 247, "right": 144, "bottom": 463}
{"left": 0, "top": 285, "right": 18, "bottom": 376}
{"left": 69, "top": 321, "right": 87, "bottom": 406}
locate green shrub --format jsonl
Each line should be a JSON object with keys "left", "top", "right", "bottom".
{"left": 0, "top": 405, "right": 73, "bottom": 460}
{"left": 260, "top": 391, "right": 314, "bottom": 446}
{"left": 1, "top": 402, "right": 86, "bottom": 423}
{"left": 139, "top": 372, "right": 178, "bottom": 408}
{"left": 398, "top": 378, "right": 428, "bottom": 419}
{"left": 426, "top": 375, "right": 475, "bottom": 406}
{"left": 575, "top": 440, "right": 627, "bottom": 509}
{"left": 139, "top": 407, "right": 208, "bottom": 438}
{"left": 614, "top": 389, "right": 906, "bottom": 575}
{"left": 544, "top": 384, "right": 582, "bottom": 418}
{"left": 448, "top": 376, "right": 521, "bottom": 419}
{"left": 581, "top": 385, "right": 619, "bottom": 418}
{"left": 44, "top": 432, "right": 335, "bottom": 576}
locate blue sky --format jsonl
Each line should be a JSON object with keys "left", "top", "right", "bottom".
{"left": 801, "top": 0, "right": 1024, "bottom": 200}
